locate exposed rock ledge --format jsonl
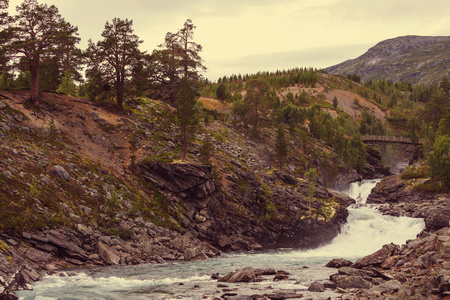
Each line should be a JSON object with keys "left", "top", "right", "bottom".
{"left": 137, "top": 161, "right": 355, "bottom": 252}
{"left": 367, "top": 175, "right": 450, "bottom": 231}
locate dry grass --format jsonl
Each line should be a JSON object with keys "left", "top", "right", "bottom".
{"left": 198, "top": 97, "right": 232, "bottom": 114}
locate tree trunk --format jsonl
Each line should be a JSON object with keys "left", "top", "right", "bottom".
{"left": 181, "top": 123, "right": 187, "bottom": 159}
{"left": 116, "top": 77, "right": 124, "bottom": 109}
{"left": 30, "top": 63, "right": 40, "bottom": 105}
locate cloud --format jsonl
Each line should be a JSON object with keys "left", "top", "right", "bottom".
{"left": 323, "top": 0, "right": 450, "bottom": 24}
{"left": 206, "top": 43, "right": 372, "bottom": 80}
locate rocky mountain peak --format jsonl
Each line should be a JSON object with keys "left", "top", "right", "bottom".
{"left": 326, "top": 35, "right": 450, "bottom": 84}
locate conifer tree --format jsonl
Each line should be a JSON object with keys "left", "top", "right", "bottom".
{"left": 152, "top": 19, "right": 205, "bottom": 102}
{"left": 333, "top": 96, "right": 338, "bottom": 109}
{"left": 176, "top": 76, "right": 198, "bottom": 158}
{"left": 8, "top": 0, "right": 80, "bottom": 105}
{"left": 0, "top": 0, "right": 10, "bottom": 71}
{"left": 216, "top": 82, "right": 228, "bottom": 101}
{"left": 86, "top": 18, "right": 143, "bottom": 109}
{"left": 58, "top": 70, "right": 77, "bottom": 96}
{"left": 275, "top": 125, "right": 288, "bottom": 171}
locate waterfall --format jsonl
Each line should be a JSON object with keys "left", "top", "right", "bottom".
{"left": 18, "top": 179, "right": 425, "bottom": 300}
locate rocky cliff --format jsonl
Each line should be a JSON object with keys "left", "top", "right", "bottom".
{"left": 137, "top": 161, "right": 355, "bottom": 251}
{"left": 325, "top": 35, "right": 450, "bottom": 84}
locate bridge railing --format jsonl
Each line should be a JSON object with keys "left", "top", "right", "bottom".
{"left": 361, "top": 135, "right": 423, "bottom": 145}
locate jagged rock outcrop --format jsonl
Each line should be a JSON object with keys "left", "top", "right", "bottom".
{"left": 363, "top": 146, "right": 391, "bottom": 179}
{"left": 137, "top": 161, "right": 354, "bottom": 252}
{"left": 327, "top": 226, "right": 450, "bottom": 299}
{"left": 367, "top": 175, "right": 450, "bottom": 231}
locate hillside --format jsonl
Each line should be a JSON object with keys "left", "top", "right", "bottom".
{"left": 0, "top": 79, "right": 380, "bottom": 293}
{"left": 325, "top": 35, "right": 450, "bottom": 85}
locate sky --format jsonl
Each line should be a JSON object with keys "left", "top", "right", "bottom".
{"left": 7, "top": 0, "right": 450, "bottom": 81}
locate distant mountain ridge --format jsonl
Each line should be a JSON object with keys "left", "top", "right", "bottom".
{"left": 325, "top": 35, "right": 450, "bottom": 85}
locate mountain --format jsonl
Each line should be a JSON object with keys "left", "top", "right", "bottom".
{"left": 325, "top": 35, "right": 450, "bottom": 85}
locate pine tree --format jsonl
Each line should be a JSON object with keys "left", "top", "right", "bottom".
{"left": 8, "top": 0, "right": 80, "bottom": 105}
{"left": 86, "top": 18, "right": 144, "bottom": 109}
{"left": 176, "top": 76, "right": 198, "bottom": 158}
{"left": 216, "top": 82, "right": 227, "bottom": 101}
{"left": 429, "top": 135, "right": 450, "bottom": 190}
{"left": 333, "top": 96, "right": 338, "bottom": 110}
{"left": 275, "top": 125, "right": 288, "bottom": 171}
{"left": 0, "top": 0, "right": 10, "bottom": 71}
{"left": 152, "top": 19, "right": 205, "bottom": 103}
{"left": 58, "top": 70, "right": 77, "bottom": 96}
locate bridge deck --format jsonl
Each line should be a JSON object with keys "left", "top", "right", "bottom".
{"left": 361, "top": 135, "right": 423, "bottom": 145}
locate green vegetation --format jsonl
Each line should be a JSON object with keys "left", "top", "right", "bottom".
{"left": 275, "top": 125, "right": 288, "bottom": 171}
{"left": 0, "top": 0, "right": 449, "bottom": 245}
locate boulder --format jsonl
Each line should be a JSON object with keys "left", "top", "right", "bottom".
{"left": 338, "top": 267, "right": 377, "bottom": 278}
{"left": 184, "top": 247, "right": 208, "bottom": 261}
{"left": 98, "top": 242, "right": 121, "bottom": 265}
{"left": 352, "top": 243, "right": 398, "bottom": 268}
{"left": 219, "top": 267, "right": 256, "bottom": 283}
{"left": 47, "top": 165, "right": 70, "bottom": 181}
{"left": 308, "top": 281, "right": 325, "bottom": 292}
{"left": 254, "top": 268, "right": 276, "bottom": 276}
{"left": 366, "top": 176, "right": 405, "bottom": 204}
{"left": 331, "top": 275, "right": 372, "bottom": 289}
{"left": 325, "top": 258, "right": 353, "bottom": 268}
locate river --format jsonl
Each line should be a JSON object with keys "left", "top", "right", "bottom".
{"left": 17, "top": 179, "right": 425, "bottom": 300}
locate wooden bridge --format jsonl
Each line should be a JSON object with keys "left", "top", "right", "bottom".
{"left": 362, "top": 135, "right": 423, "bottom": 145}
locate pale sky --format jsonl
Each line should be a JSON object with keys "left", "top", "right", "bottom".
{"left": 7, "top": 0, "right": 450, "bottom": 81}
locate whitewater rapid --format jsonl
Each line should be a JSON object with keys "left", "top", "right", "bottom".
{"left": 17, "top": 179, "right": 425, "bottom": 300}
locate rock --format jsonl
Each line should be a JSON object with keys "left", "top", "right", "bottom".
{"left": 308, "top": 281, "right": 325, "bottom": 292}
{"left": 219, "top": 267, "right": 256, "bottom": 283}
{"left": 78, "top": 205, "right": 92, "bottom": 216}
{"left": 138, "top": 162, "right": 215, "bottom": 200}
{"left": 46, "top": 230, "right": 87, "bottom": 261}
{"left": 273, "top": 270, "right": 290, "bottom": 281}
{"left": 326, "top": 258, "right": 353, "bottom": 268}
{"left": 352, "top": 243, "right": 398, "bottom": 268}
{"left": 40, "top": 174, "right": 51, "bottom": 185}
{"left": 47, "top": 165, "right": 70, "bottom": 181}
{"left": 366, "top": 176, "right": 405, "bottom": 204}
{"left": 94, "top": 117, "right": 108, "bottom": 126}
{"left": 76, "top": 224, "right": 93, "bottom": 237}
{"left": 24, "top": 248, "right": 52, "bottom": 263}
{"left": 338, "top": 266, "right": 377, "bottom": 278}
{"left": 381, "top": 255, "right": 402, "bottom": 269}
{"left": 0, "top": 100, "right": 6, "bottom": 109}
{"left": 98, "top": 242, "right": 121, "bottom": 265}
{"left": 2, "top": 171, "right": 12, "bottom": 179}
{"left": 332, "top": 275, "right": 372, "bottom": 289}
{"left": 254, "top": 268, "right": 276, "bottom": 276}
{"left": 0, "top": 122, "right": 10, "bottom": 131}
{"left": 184, "top": 247, "right": 208, "bottom": 261}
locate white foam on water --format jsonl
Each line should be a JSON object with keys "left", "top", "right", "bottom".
{"left": 18, "top": 179, "right": 425, "bottom": 299}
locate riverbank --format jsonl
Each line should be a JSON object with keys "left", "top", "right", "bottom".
{"left": 13, "top": 180, "right": 428, "bottom": 299}
{"left": 367, "top": 175, "right": 450, "bottom": 232}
